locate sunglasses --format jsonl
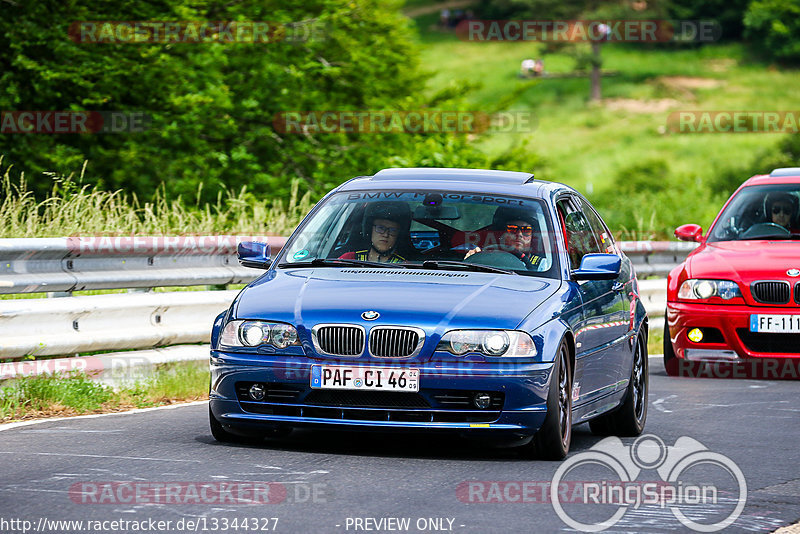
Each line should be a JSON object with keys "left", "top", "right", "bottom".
{"left": 505, "top": 224, "right": 533, "bottom": 237}
{"left": 772, "top": 205, "right": 793, "bottom": 216}
{"left": 373, "top": 224, "right": 399, "bottom": 237}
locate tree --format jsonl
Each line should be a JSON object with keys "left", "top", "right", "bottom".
{"left": 0, "top": 0, "right": 517, "bottom": 204}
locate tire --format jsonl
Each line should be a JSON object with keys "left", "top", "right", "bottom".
{"left": 663, "top": 315, "right": 679, "bottom": 377}
{"left": 589, "top": 332, "right": 648, "bottom": 437}
{"left": 525, "top": 340, "right": 572, "bottom": 460}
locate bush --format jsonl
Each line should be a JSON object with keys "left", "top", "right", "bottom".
{"left": 590, "top": 158, "right": 721, "bottom": 240}
{"left": 744, "top": 0, "right": 800, "bottom": 63}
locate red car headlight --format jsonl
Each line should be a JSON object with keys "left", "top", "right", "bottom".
{"left": 678, "top": 279, "right": 742, "bottom": 301}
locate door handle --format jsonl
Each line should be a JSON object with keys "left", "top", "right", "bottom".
{"left": 612, "top": 281, "right": 624, "bottom": 291}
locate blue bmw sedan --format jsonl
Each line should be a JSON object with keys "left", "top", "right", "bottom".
{"left": 209, "top": 168, "right": 648, "bottom": 459}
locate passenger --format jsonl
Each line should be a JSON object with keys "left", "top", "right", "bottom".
{"left": 339, "top": 202, "right": 411, "bottom": 263}
{"left": 765, "top": 191, "right": 798, "bottom": 230}
{"left": 465, "top": 206, "right": 543, "bottom": 269}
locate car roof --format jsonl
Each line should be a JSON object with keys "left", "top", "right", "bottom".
{"left": 337, "top": 168, "right": 572, "bottom": 199}
{"left": 743, "top": 167, "right": 800, "bottom": 187}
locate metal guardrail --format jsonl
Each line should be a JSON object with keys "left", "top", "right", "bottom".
{"left": 0, "top": 235, "right": 287, "bottom": 294}
{"left": 0, "top": 238, "right": 691, "bottom": 361}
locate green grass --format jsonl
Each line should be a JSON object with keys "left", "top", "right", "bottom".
{"left": 411, "top": 17, "right": 800, "bottom": 236}
{"left": 0, "top": 157, "right": 312, "bottom": 238}
{"left": 0, "top": 361, "right": 209, "bottom": 422}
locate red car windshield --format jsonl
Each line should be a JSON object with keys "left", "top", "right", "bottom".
{"left": 708, "top": 184, "right": 800, "bottom": 242}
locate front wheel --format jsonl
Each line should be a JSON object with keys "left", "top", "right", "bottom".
{"left": 663, "top": 316, "right": 680, "bottom": 377}
{"left": 524, "top": 340, "right": 572, "bottom": 460}
{"left": 589, "top": 332, "right": 648, "bottom": 436}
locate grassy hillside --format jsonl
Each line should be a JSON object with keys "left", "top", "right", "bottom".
{"left": 411, "top": 13, "right": 800, "bottom": 237}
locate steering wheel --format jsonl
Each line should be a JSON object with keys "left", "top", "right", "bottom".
{"left": 464, "top": 246, "right": 526, "bottom": 269}
{"left": 739, "top": 222, "right": 790, "bottom": 239}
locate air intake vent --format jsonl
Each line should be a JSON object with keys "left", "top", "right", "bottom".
{"left": 313, "top": 325, "right": 365, "bottom": 356}
{"left": 795, "top": 283, "right": 800, "bottom": 305}
{"left": 341, "top": 269, "right": 468, "bottom": 278}
{"left": 369, "top": 327, "right": 424, "bottom": 358}
{"left": 751, "top": 281, "right": 790, "bottom": 304}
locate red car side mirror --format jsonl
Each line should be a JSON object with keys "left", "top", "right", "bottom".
{"left": 674, "top": 223, "right": 703, "bottom": 242}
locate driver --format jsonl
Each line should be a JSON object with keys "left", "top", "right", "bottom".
{"left": 339, "top": 202, "right": 411, "bottom": 263}
{"left": 765, "top": 191, "right": 798, "bottom": 230}
{"left": 465, "top": 206, "right": 543, "bottom": 269}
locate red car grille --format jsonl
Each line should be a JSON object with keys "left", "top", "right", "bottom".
{"left": 796, "top": 283, "right": 800, "bottom": 304}
{"left": 751, "top": 281, "right": 791, "bottom": 304}
{"left": 737, "top": 329, "right": 800, "bottom": 354}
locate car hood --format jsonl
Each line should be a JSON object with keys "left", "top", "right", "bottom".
{"left": 689, "top": 241, "right": 800, "bottom": 283}
{"left": 234, "top": 267, "right": 560, "bottom": 332}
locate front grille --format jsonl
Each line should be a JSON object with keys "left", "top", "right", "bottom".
{"left": 795, "top": 283, "right": 800, "bottom": 304}
{"left": 736, "top": 329, "right": 800, "bottom": 354}
{"left": 369, "top": 327, "right": 422, "bottom": 358}
{"left": 752, "top": 281, "right": 790, "bottom": 304}
{"left": 314, "top": 325, "right": 365, "bottom": 356}
{"left": 304, "top": 390, "right": 430, "bottom": 408}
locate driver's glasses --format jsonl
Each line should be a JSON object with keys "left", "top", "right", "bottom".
{"left": 373, "top": 224, "right": 399, "bottom": 237}
{"left": 772, "top": 204, "right": 793, "bottom": 216}
{"left": 505, "top": 224, "right": 533, "bottom": 237}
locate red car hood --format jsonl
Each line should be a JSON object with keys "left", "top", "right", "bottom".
{"left": 688, "top": 240, "right": 800, "bottom": 284}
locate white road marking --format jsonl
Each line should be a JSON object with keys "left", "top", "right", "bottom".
{"left": 0, "top": 400, "right": 207, "bottom": 432}
{"left": 652, "top": 394, "right": 677, "bottom": 413}
{"left": 0, "top": 451, "right": 204, "bottom": 463}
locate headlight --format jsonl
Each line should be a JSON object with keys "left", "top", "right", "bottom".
{"left": 437, "top": 330, "right": 537, "bottom": 358}
{"left": 219, "top": 320, "right": 301, "bottom": 348}
{"left": 678, "top": 279, "right": 742, "bottom": 301}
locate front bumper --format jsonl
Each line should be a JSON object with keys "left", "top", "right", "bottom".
{"left": 209, "top": 351, "right": 555, "bottom": 441}
{"left": 667, "top": 302, "right": 800, "bottom": 359}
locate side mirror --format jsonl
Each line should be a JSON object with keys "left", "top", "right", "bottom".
{"left": 237, "top": 241, "right": 272, "bottom": 269}
{"left": 572, "top": 253, "right": 621, "bottom": 281}
{"left": 675, "top": 224, "right": 703, "bottom": 242}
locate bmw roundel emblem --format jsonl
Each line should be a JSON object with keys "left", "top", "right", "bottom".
{"left": 788, "top": 269, "right": 800, "bottom": 277}
{"left": 361, "top": 310, "right": 380, "bottom": 321}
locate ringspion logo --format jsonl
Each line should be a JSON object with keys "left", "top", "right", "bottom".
{"left": 551, "top": 435, "right": 746, "bottom": 532}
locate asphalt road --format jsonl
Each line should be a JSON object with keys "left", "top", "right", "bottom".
{"left": 1, "top": 357, "right": 798, "bottom": 534}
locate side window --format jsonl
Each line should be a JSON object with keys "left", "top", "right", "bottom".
{"left": 579, "top": 197, "right": 617, "bottom": 255}
{"left": 557, "top": 197, "right": 601, "bottom": 270}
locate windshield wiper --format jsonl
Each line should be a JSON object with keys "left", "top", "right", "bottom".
{"left": 278, "top": 258, "right": 404, "bottom": 269}
{"left": 410, "top": 260, "right": 516, "bottom": 275}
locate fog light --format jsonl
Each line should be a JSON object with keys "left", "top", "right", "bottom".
{"left": 249, "top": 383, "right": 266, "bottom": 401}
{"left": 687, "top": 328, "right": 704, "bottom": 343}
{"left": 473, "top": 393, "right": 492, "bottom": 409}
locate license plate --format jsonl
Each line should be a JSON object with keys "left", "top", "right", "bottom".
{"left": 310, "top": 365, "right": 419, "bottom": 392}
{"left": 750, "top": 314, "right": 800, "bottom": 333}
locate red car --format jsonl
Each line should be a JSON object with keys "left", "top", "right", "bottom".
{"left": 665, "top": 167, "right": 800, "bottom": 378}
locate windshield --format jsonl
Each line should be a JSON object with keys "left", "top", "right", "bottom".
{"left": 277, "top": 190, "right": 559, "bottom": 277}
{"left": 708, "top": 184, "right": 800, "bottom": 242}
